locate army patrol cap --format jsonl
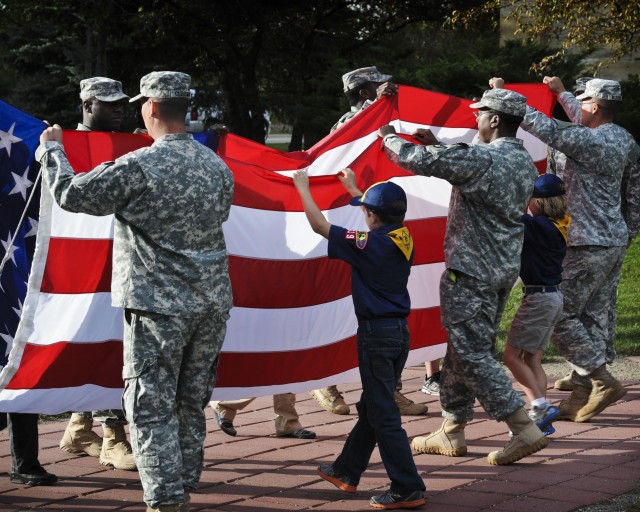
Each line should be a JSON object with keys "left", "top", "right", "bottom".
{"left": 350, "top": 181, "right": 407, "bottom": 215}
{"left": 576, "top": 78, "right": 622, "bottom": 101}
{"left": 532, "top": 173, "right": 565, "bottom": 198}
{"left": 470, "top": 88, "right": 527, "bottom": 117}
{"left": 129, "top": 71, "right": 191, "bottom": 102}
{"left": 573, "top": 76, "right": 595, "bottom": 95}
{"left": 79, "top": 77, "right": 129, "bottom": 102}
{"left": 342, "top": 66, "right": 392, "bottom": 93}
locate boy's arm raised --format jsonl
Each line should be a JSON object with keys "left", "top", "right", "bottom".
{"left": 292, "top": 170, "right": 331, "bottom": 239}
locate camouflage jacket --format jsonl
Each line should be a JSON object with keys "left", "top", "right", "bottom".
{"left": 523, "top": 105, "right": 640, "bottom": 245}
{"left": 383, "top": 135, "right": 537, "bottom": 286}
{"left": 547, "top": 92, "right": 582, "bottom": 179}
{"left": 331, "top": 100, "right": 374, "bottom": 133}
{"left": 36, "top": 133, "right": 234, "bottom": 315}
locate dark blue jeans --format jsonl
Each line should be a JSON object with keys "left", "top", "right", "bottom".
{"left": 333, "top": 318, "right": 425, "bottom": 494}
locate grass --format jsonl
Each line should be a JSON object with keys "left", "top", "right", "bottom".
{"left": 266, "top": 142, "right": 289, "bottom": 151}
{"left": 496, "top": 238, "right": 640, "bottom": 360}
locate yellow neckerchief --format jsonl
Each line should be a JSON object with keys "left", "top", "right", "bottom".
{"left": 551, "top": 214, "right": 571, "bottom": 243}
{"left": 387, "top": 226, "right": 413, "bottom": 261}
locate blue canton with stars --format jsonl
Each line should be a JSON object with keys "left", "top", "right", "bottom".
{"left": 0, "top": 100, "right": 46, "bottom": 368}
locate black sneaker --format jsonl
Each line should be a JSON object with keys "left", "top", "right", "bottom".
{"left": 317, "top": 463, "right": 357, "bottom": 493}
{"left": 370, "top": 489, "right": 425, "bottom": 509}
{"left": 10, "top": 468, "right": 58, "bottom": 487}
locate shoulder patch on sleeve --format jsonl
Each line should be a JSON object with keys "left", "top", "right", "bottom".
{"left": 345, "top": 230, "right": 369, "bottom": 249}
{"left": 387, "top": 226, "right": 414, "bottom": 260}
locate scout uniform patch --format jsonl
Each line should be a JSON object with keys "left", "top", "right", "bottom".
{"left": 387, "top": 226, "right": 413, "bottom": 260}
{"left": 345, "top": 230, "right": 369, "bottom": 249}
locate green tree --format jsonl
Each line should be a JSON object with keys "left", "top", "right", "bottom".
{"left": 451, "top": 1, "right": 640, "bottom": 72}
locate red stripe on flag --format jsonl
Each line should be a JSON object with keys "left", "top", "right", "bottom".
{"left": 229, "top": 256, "right": 351, "bottom": 308}
{"left": 5, "top": 308, "right": 445, "bottom": 390}
{"left": 229, "top": 217, "right": 446, "bottom": 308}
{"left": 63, "top": 131, "right": 152, "bottom": 174}
{"left": 215, "top": 307, "right": 447, "bottom": 387}
{"left": 41, "top": 238, "right": 113, "bottom": 293}
{"left": 6, "top": 340, "right": 125, "bottom": 389}
{"left": 39, "top": 218, "right": 446, "bottom": 301}
{"left": 407, "top": 217, "right": 446, "bottom": 265}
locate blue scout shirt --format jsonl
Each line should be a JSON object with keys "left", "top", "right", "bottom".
{"left": 520, "top": 213, "right": 568, "bottom": 286}
{"left": 328, "top": 223, "right": 414, "bottom": 321}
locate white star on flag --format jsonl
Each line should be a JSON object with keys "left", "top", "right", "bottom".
{"left": 10, "top": 166, "right": 33, "bottom": 200}
{"left": 25, "top": 217, "right": 39, "bottom": 238}
{"left": 12, "top": 299, "right": 23, "bottom": 319}
{"left": 1, "top": 232, "right": 19, "bottom": 266}
{"left": 0, "top": 332, "right": 13, "bottom": 357}
{"left": 0, "top": 122, "right": 22, "bottom": 158}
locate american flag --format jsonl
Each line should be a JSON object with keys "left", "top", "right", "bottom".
{"left": 0, "top": 101, "right": 46, "bottom": 369}
{"left": 0, "top": 85, "right": 554, "bottom": 413}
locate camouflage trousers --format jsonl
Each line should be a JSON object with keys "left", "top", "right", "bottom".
{"left": 76, "top": 409, "right": 127, "bottom": 427}
{"left": 122, "top": 308, "right": 229, "bottom": 509}
{"left": 439, "top": 270, "right": 524, "bottom": 423}
{"left": 551, "top": 245, "right": 625, "bottom": 376}
{"left": 606, "top": 260, "right": 624, "bottom": 365}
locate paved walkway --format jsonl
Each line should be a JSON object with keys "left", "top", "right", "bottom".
{"left": 1, "top": 367, "right": 638, "bottom": 511}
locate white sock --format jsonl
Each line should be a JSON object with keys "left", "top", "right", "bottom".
{"left": 531, "top": 397, "right": 547, "bottom": 408}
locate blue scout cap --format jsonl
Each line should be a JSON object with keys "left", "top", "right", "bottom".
{"left": 350, "top": 181, "right": 407, "bottom": 214}
{"left": 532, "top": 173, "right": 565, "bottom": 198}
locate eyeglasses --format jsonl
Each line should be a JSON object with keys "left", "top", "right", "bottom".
{"left": 473, "top": 110, "right": 497, "bottom": 119}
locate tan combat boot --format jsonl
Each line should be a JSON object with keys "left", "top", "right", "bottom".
{"left": 309, "top": 386, "right": 350, "bottom": 415}
{"left": 575, "top": 366, "right": 626, "bottom": 422}
{"left": 146, "top": 503, "right": 188, "bottom": 512}
{"left": 146, "top": 492, "right": 190, "bottom": 512}
{"left": 411, "top": 419, "right": 467, "bottom": 456}
{"left": 100, "top": 425, "right": 137, "bottom": 471}
{"left": 554, "top": 371, "right": 575, "bottom": 391}
{"left": 59, "top": 413, "right": 102, "bottom": 457}
{"left": 395, "top": 391, "right": 428, "bottom": 416}
{"left": 487, "top": 407, "right": 548, "bottom": 465}
{"left": 557, "top": 383, "right": 592, "bottom": 421}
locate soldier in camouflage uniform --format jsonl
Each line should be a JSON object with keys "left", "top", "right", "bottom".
{"left": 546, "top": 77, "right": 593, "bottom": 181}
{"left": 330, "top": 66, "right": 397, "bottom": 133}
{"left": 512, "top": 77, "right": 640, "bottom": 422}
{"left": 36, "top": 71, "right": 234, "bottom": 512}
{"left": 378, "top": 88, "right": 548, "bottom": 465}
{"left": 57, "top": 76, "right": 137, "bottom": 473}
{"left": 544, "top": 76, "right": 639, "bottom": 393}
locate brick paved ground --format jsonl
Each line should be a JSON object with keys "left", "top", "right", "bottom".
{"left": 1, "top": 366, "right": 638, "bottom": 511}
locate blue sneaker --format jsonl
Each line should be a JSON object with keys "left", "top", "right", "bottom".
{"left": 528, "top": 404, "right": 561, "bottom": 433}
{"left": 542, "top": 424, "right": 556, "bottom": 436}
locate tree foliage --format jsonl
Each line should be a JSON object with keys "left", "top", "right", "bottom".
{"left": 451, "top": 1, "right": 640, "bottom": 72}
{"left": 1, "top": 0, "right": 638, "bottom": 145}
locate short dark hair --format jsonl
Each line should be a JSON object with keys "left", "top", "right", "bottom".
{"left": 496, "top": 111, "right": 524, "bottom": 131}
{"left": 367, "top": 199, "right": 407, "bottom": 225}
{"left": 153, "top": 97, "right": 189, "bottom": 122}
{"left": 594, "top": 98, "right": 620, "bottom": 115}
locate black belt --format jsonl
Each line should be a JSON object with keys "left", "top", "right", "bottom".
{"left": 523, "top": 285, "right": 559, "bottom": 295}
